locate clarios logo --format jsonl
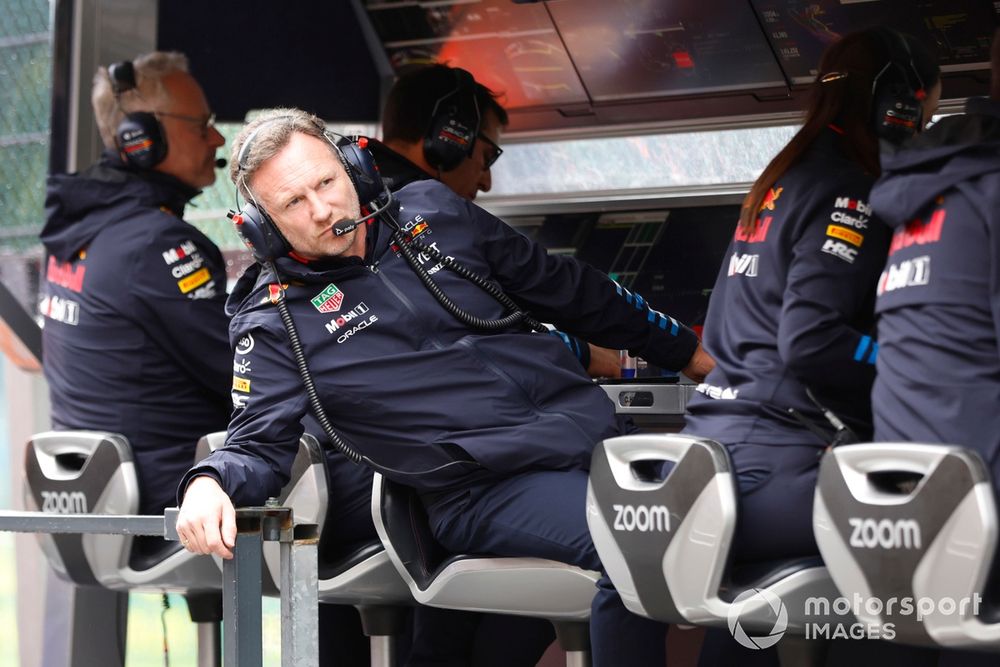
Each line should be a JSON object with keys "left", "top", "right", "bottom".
{"left": 848, "top": 517, "right": 922, "bottom": 550}
{"left": 41, "top": 490, "right": 88, "bottom": 514}
{"left": 612, "top": 504, "right": 671, "bottom": 532}
{"left": 728, "top": 588, "right": 788, "bottom": 650}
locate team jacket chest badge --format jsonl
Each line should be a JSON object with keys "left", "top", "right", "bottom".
{"left": 311, "top": 283, "right": 344, "bottom": 313}
{"left": 760, "top": 186, "right": 783, "bottom": 212}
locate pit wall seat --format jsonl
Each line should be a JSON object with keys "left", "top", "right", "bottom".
{"left": 814, "top": 443, "right": 1000, "bottom": 650}
{"left": 372, "top": 472, "right": 598, "bottom": 665}
{"left": 240, "top": 434, "right": 412, "bottom": 667}
{"left": 24, "top": 430, "right": 220, "bottom": 593}
{"left": 587, "top": 433, "right": 851, "bottom": 663}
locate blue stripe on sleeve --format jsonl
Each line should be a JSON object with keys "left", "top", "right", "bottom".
{"left": 853, "top": 336, "right": 871, "bottom": 362}
{"left": 868, "top": 342, "right": 878, "bottom": 365}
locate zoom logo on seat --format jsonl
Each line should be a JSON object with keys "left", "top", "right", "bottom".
{"left": 848, "top": 517, "right": 921, "bottom": 549}
{"left": 613, "top": 504, "right": 671, "bottom": 532}
{"left": 41, "top": 490, "right": 88, "bottom": 514}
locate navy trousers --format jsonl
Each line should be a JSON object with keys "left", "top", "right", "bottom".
{"left": 423, "top": 468, "right": 669, "bottom": 667}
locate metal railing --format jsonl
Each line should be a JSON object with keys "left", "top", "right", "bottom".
{"left": 0, "top": 506, "right": 319, "bottom": 667}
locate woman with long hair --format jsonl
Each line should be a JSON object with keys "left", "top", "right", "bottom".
{"left": 685, "top": 25, "right": 941, "bottom": 664}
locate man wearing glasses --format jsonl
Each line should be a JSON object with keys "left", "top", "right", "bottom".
{"left": 369, "top": 65, "right": 619, "bottom": 382}
{"left": 369, "top": 64, "right": 504, "bottom": 201}
{"left": 39, "top": 51, "right": 231, "bottom": 527}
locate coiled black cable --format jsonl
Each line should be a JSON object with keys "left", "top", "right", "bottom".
{"left": 389, "top": 228, "right": 526, "bottom": 331}
{"left": 382, "top": 208, "right": 546, "bottom": 333}
{"left": 264, "top": 205, "right": 551, "bottom": 470}
{"left": 269, "top": 261, "right": 364, "bottom": 465}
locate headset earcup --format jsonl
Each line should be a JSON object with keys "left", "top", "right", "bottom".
{"left": 232, "top": 202, "right": 291, "bottom": 263}
{"left": 423, "top": 110, "right": 476, "bottom": 172}
{"left": 337, "top": 140, "right": 384, "bottom": 205}
{"left": 116, "top": 112, "right": 167, "bottom": 169}
{"left": 870, "top": 28, "right": 926, "bottom": 145}
{"left": 873, "top": 80, "right": 922, "bottom": 144}
{"left": 423, "top": 69, "right": 480, "bottom": 172}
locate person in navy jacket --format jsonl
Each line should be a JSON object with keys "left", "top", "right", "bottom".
{"left": 369, "top": 63, "right": 621, "bottom": 380}
{"left": 175, "top": 108, "right": 712, "bottom": 666}
{"left": 685, "top": 27, "right": 939, "bottom": 563}
{"left": 680, "top": 28, "right": 940, "bottom": 664}
{"left": 873, "top": 32, "right": 1000, "bottom": 477}
{"left": 869, "top": 32, "right": 1000, "bottom": 667}
{"left": 40, "top": 51, "right": 229, "bottom": 520}
{"left": 325, "top": 64, "right": 565, "bottom": 666}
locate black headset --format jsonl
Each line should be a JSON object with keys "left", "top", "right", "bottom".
{"left": 870, "top": 28, "right": 929, "bottom": 145}
{"left": 423, "top": 68, "right": 481, "bottom": 172}
{"left": 230, "top": 118, "right": 386, "bottom": 263}
{"left": 108, "top": 61, "right": 168, "bottom": 169}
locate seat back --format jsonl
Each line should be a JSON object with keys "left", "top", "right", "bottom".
{"left": 372, "top": 472, "right": 599, "bottom": 620}
{"left": 371, "top": 473, "right": 449, "bottom": 593}
{"left": 587, "top": 433, "right": 737, "bottom": 624}
{"left": 23, "top": 431, "right": 137, "bottom": 586}
{"left": 589, "top": 433, "right": 847, "bottom": 634}
{"left": 25, "top": 430, "right": 226, "bottom": 593}
{"left": 814, "top": 443, "right": 999, "bottom": 647}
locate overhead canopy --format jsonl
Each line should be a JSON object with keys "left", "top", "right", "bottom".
{"left": 156, "top": 0, "right": 997, "bottom": 136}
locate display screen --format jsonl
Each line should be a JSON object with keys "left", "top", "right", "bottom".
{"left": 752, "top": 0, "right": 1000, "bottom": 83}
{"left": 523, "top": 206, "right": 738, "bottom": 329}
{"left": 547, "top": 0, "right": 787, "bottom": 100}
{"left": 364, "top": 0, "right": 589, "bottom": 109}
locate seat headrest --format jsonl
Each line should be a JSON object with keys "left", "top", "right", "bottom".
{"left": 814, "top": 443, "right": 997, "bottom": 645}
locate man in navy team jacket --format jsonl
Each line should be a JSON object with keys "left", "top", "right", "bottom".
{"left": 176, "top": 108, "right": 712, "bottom": 666}
{"left": 40, "top": 51, "right": 229, "bottom": 520}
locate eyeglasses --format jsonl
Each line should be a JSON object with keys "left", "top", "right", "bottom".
{"left": 155, "top": 111, "right": 217, "bottom": 138}
{"left": 477, "top": 133, "right": 503, "bottom": 169}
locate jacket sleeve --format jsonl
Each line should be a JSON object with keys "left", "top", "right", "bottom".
{"left": 466, "top": 199, "right": 700, "bottom": 372}
{"left": 127, "top": 222, "right": 231, "bottom": 404}
{"left": 178, "top": 320, "right": 307, "bottom": 506}
{"left": 778, "top": 188, "right": 889, "bottom": 391}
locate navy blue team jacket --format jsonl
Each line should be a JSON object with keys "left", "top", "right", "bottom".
{"left": 368, "top": 139, "right": 594, "bottom": 370}
{"left": 684, "top": 129, "right": 890, "bottom": 446}
{"left": 181, "top": 179, "right": 698, "bottom": 505}
{"left": 872, "top": 98, "right": 1000, "bottom": 463}
{"left": 40, "top": 154, "right": 232, "bottom": 515}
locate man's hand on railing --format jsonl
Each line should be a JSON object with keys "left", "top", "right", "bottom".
{"left": 176, "top": 476, "right": 237, "bottom": 559}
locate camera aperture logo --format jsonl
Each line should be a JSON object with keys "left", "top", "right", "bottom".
{"left": 727, "top": 588, "right": 788, "bottom": 650}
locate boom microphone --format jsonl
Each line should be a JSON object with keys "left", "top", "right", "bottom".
{"left": 332, "top": 218, "right": 360, "bottom": 236}
{"left": 330, "top": 189, "right": 395, "bottom": 237}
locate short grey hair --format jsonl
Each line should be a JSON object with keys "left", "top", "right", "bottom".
{"left": 91, "top": 51, "right": 189, "bottom": 150}
{"left": 229, "top": 108, "right": 331, "bottom": 200}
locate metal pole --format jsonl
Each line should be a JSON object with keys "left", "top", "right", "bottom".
{"left": 0, "top": 506, "right": 312, "bottom": 667}
{"left": 223, "top": 523, "right": 263, "bottom": 667}
{"left": 196, "top": 621, "right": 221, "bottom": 667}
{"left": 0, "top": 510, "right": 165, "bottom": 535}
{"left": 280, "top": 524, "right": 319, "bottom": 667}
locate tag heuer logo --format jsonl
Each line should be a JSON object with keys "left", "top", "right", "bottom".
{"left": 311, "top": 284, "right": 344, "bottom": 313}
